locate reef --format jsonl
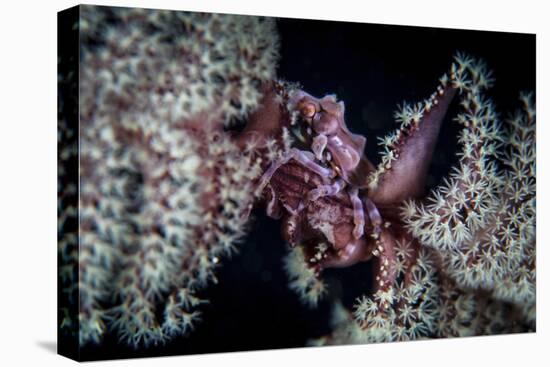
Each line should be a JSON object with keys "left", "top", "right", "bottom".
{"left": 58, "top": 5, "right": 535, "bottom": 352}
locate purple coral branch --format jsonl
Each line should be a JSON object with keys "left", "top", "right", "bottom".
{"left": 369, "top": 86, "right": 457, "bottom": 204}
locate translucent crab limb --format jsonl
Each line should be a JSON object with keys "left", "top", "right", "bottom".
{"left": 258, "top": 148, "right": 332, "bottom": 193}
{"left": 265, "top": 184, "right": 282, "bottom": 219}
{"left": 311, "top": 134, "right": 328, "bottom": 161}
{"left": 348, "top": 187, "right": 365, "bottom": 239}
{"left": 363, "top": 196, "right": 382, "bottom": 231}
{"left": 326, "top": 134, "right": 365, "bottom": 180}
{"left": 307, "top": 178, "right": 345, "bottom": 201}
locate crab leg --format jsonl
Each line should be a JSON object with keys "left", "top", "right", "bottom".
{"left": 363, "top": 196, "right": 383, "bottom": 235}
{"left": 291, "top": 148, "right": 332, "bottom": 178}
{"left": 265, "top": 184, "right": 282, "bottom": 219}
{"left": 307, "top": 178, "right": 345, "bottom": 201}
{"left": 258, "top": 148, "right": 332, "bottom": 192}
{"left": 348, "top": 187, "right": 365, "bottom": 239}
{"left": 311, "top": 134, "right": 328, "bottom": 161}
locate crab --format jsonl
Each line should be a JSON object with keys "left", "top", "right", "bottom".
{"left": 254, "top": 88, "right": 389, "bottom": 267}
{"left": 234, "top": 77, "right": 455, "bottom": 294}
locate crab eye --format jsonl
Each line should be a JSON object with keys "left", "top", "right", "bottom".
{"left": 301, "top": 102, "right": 317, "bottom": 119}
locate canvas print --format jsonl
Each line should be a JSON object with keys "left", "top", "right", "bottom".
{"left": 58, "top": 4, "right": 536, "bottom": 361}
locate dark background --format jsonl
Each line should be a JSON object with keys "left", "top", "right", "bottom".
{"left": 77, "top": 12, "right": 535, "bottom": 361}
